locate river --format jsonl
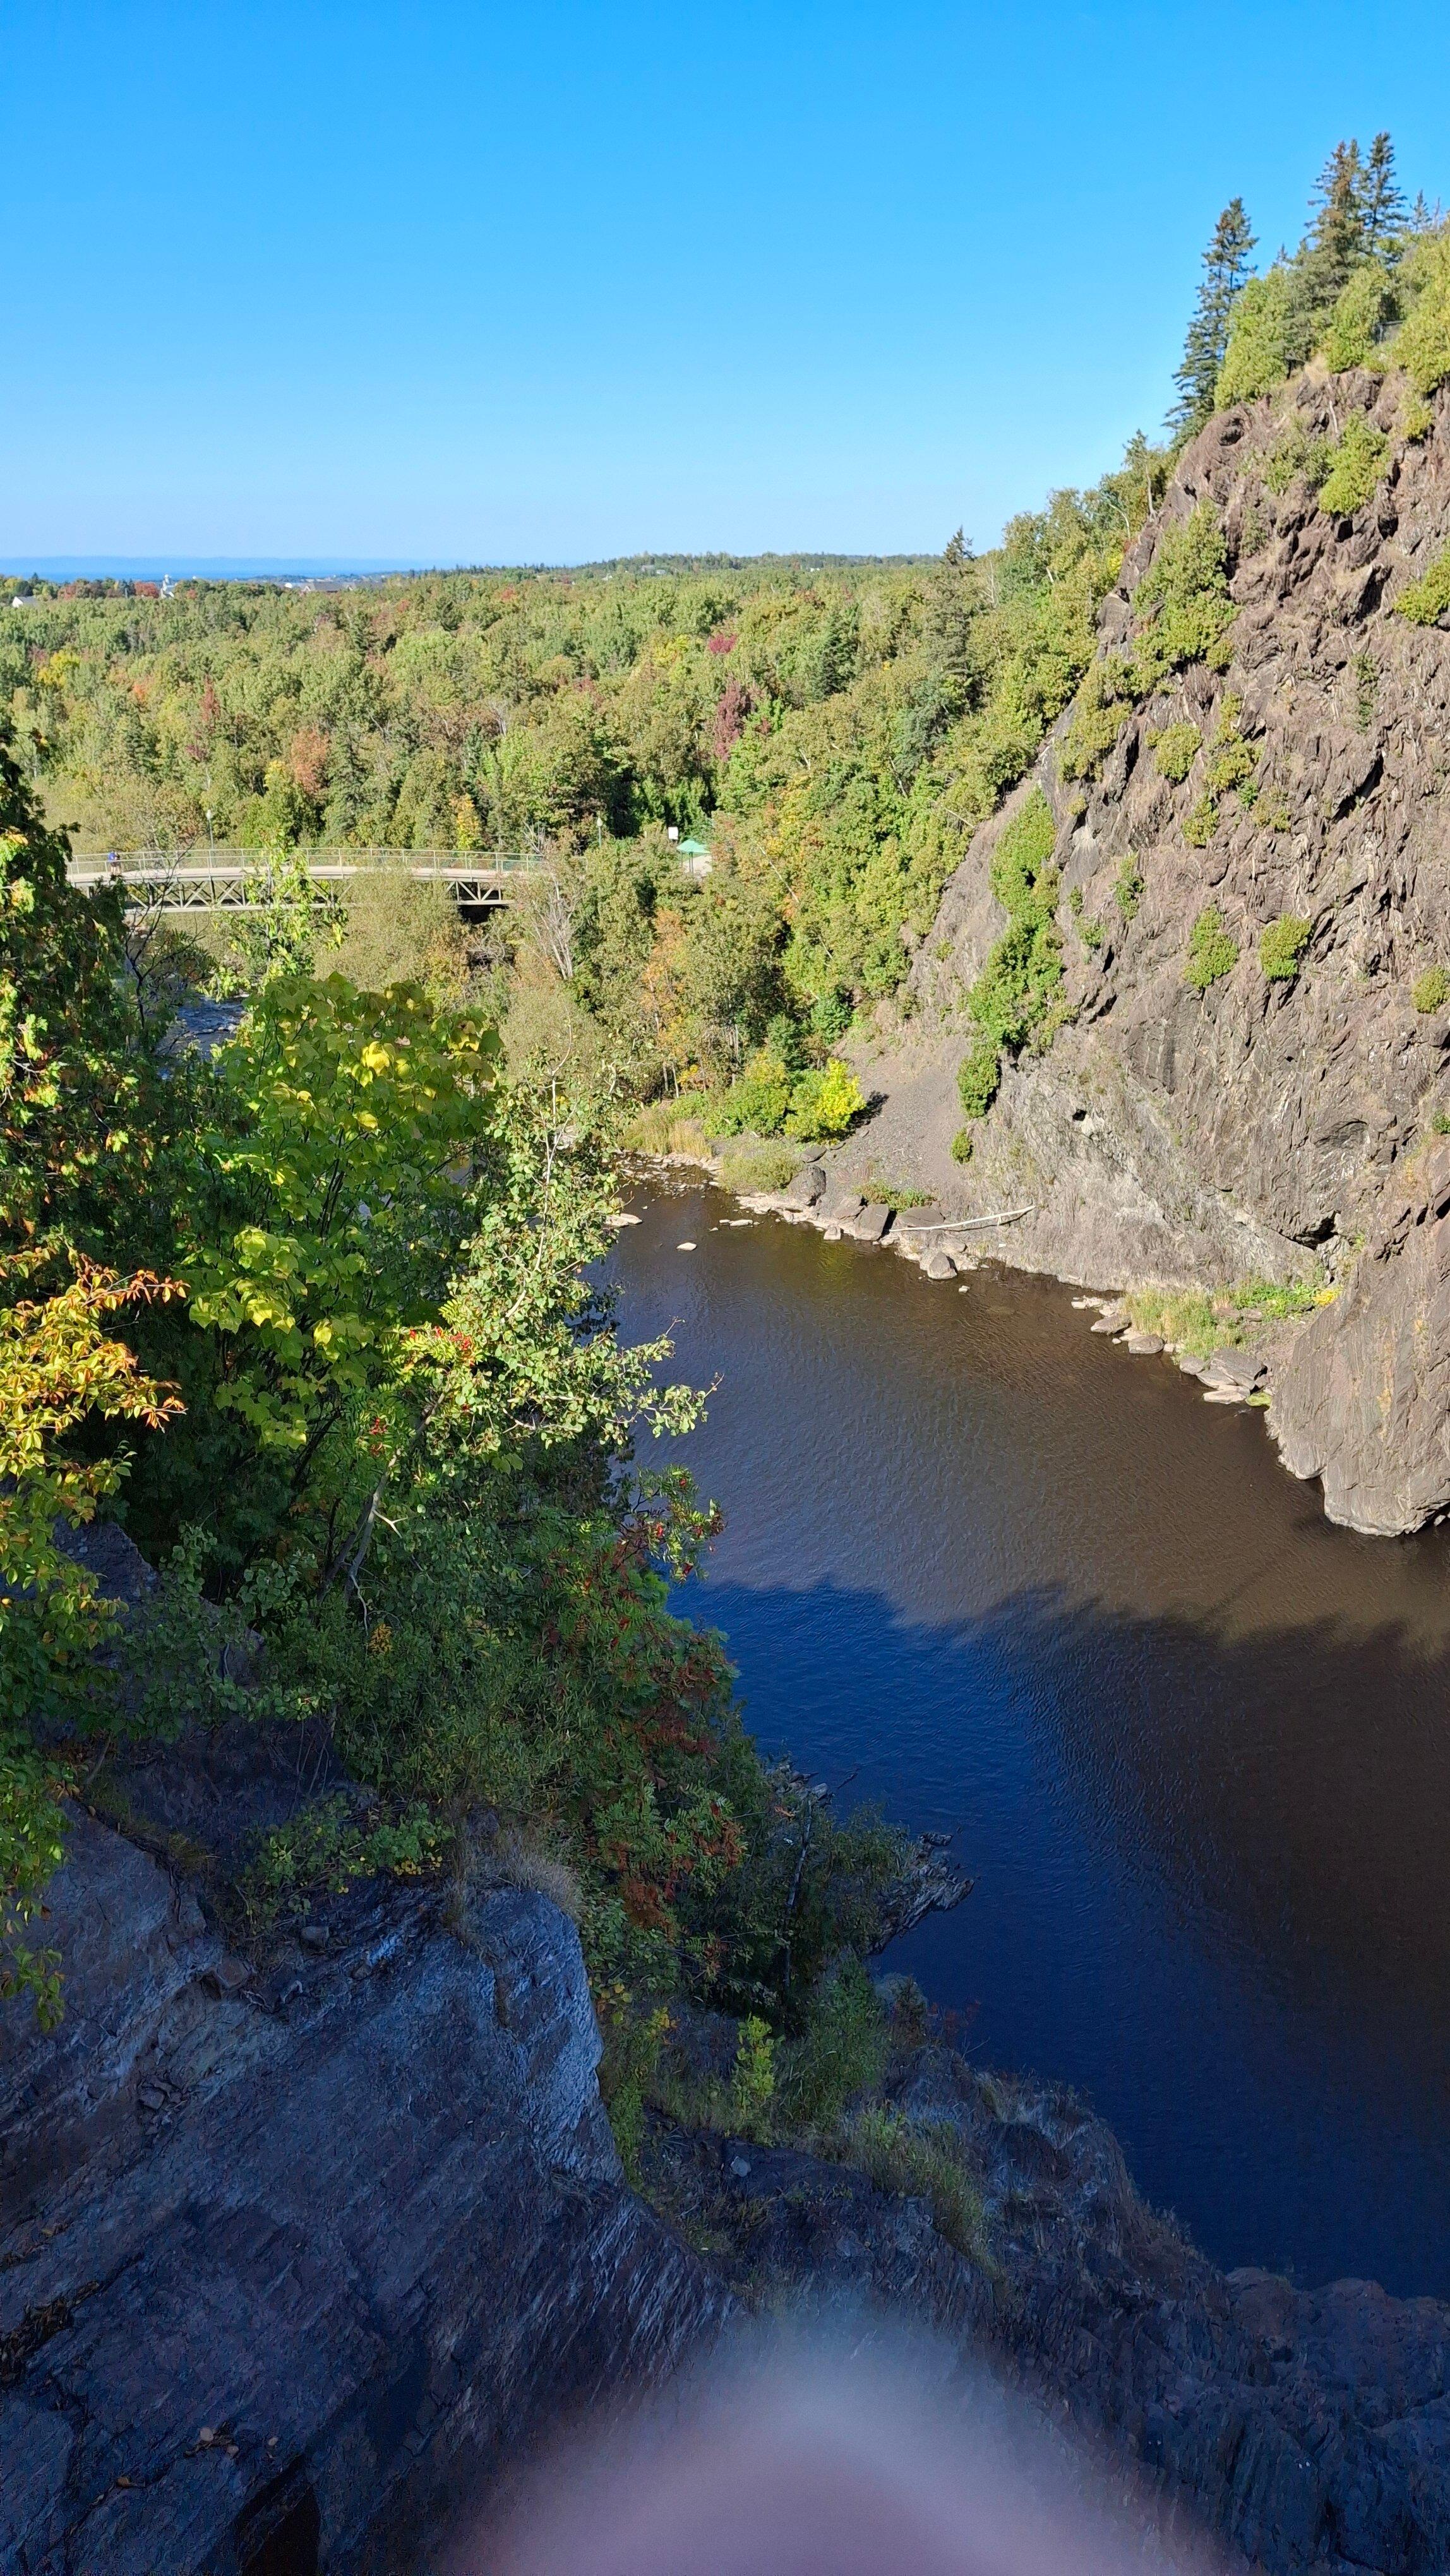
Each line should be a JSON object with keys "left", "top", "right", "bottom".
{"left": 611, "top": 1179, "right": 1450, "bottom": 2299}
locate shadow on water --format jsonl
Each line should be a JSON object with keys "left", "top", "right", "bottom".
{"left": 611, "top": 1183, "right": 1450, "bottom": 2296}
{"left": 694, "top": 1571, "right": 1450, "bottom": 2298}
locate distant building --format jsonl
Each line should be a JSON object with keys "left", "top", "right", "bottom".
{"left": 678, "top": 836, "right": 714, "bottom": 878}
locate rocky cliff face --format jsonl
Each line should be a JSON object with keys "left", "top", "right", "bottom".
{"left": 849, "top": 367, "right": 1450, "bottom": 1533}
{"left": 0, "top": 1811, "right": 729, "bottom": 2575}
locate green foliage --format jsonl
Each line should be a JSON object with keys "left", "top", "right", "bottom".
{"left": 729, "top": 2014, "right": 778, "bottom": 2128}
{"left": 213, "top": 850, "right": 344, "bottom": 994}
{"left": 598, "top": 1996, "right": 674, "bottom": 2185}
{"left": 1130, "top": 506, "right": 1235, "bottom": 683}
{"left": 1317, "top": 416, "right": 1391, "bottom": 515}
{"left": 775, "top": 1960, "right": 892, "bottom": 2132}
{"left": 956, "top": 1034, "right": 1002, "bottom": 1121}
{"left": 1172, "top": 199, "right": 1258, "bottom": 437}
{"left": 1077, "top": 912, "right": 1105, "bottom": 951}
{"left": 1114, "top": 860, "right": 1145, "bottom": 919}
{"left": 1185, "top": 907, "right": 1238, "bottom": 988}
{"left": 1259, "top": 914, "right": 1312, "bottom": 981}
{"left": 1395, "top": 543, "right": 1450, "bottom": 628}
{"left": 1412, "top": 965, "right": 1450, "bottom": 1013}
{"left": 1153, "top": 722, "right": 1201, "bottom": 783}
{"left": 171, "top": 975, "right": 493, "bottom": 1562}
{"left": 782, "top": 1058, "right": 866, "bottom": 1141}
{"left": 961, "top": 789, "right": 1064, "bottom": 1088}
{"left": 949, "top": 1126, "right": 974, "bottom": 1164}
{"left": 1261, "top": 424, "right": 1332, "bottom": 496}
{"left": 1322, "top": 260, "right": 1399, "bottom": 371}
{"left": 1183, "top": 794, "right": 1218, "bottom": 847}
{"left": 1203, "top": 695, "right": 1256, "bottom": 796}
{"left": 1218, "top": 271, "right": 1296, "bottom": 403}
{"left": 1403, "top": 396, "right": 1435, "bottom": 441}
{"left": 1058, "top": 652, "right": 1134, "bottom": 782}
{"left": 708, "top": 1044, "right": 793, "bottom": 1138}
{"left": 241, "top": 1792, "right": 448, "bottom": 1928}
{"left": 1352, "top": 652, "right": 1379, "bottom": 729}
{"left": 1394, "top": 233, "right": 1450, "bottom": 396}
{"left": 0, "top": 1255, "right": 184, "bottom": 2019}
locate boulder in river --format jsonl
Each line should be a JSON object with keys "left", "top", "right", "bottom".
{"left": 1122, "top": 1330, "right": 1164, "bottom": 1356}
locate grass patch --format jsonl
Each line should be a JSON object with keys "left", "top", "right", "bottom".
{"left": 622, "top": 1101, "right": 712, "bottom": 1157}
{"left": 836, "top": 2107, "right": 991, "bottom": 2263}
{"left": 861, "top": 1178, "right": 935, "bottom": 1210}
{"left": 717, "top": 1140, "right": 800, "bottom": 1193}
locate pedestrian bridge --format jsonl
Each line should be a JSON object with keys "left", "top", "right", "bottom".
{"left": 65, "top": 849, "right": 542, "bottom": 915}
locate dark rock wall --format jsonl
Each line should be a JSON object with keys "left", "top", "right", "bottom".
{"left": 0, "top": 1815, "right": 728, "bottom": 2575}
{"left": 902, "top": 373, "right": 1450, "bottom": 1531}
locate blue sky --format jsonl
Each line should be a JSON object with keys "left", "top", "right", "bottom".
{"left": 4, "top": 1, "right": 1447, "bottom": 566}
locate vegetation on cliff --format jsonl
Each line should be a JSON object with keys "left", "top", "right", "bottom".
{"left": 0, "top": 733, "right": 911, "bottom": 2034}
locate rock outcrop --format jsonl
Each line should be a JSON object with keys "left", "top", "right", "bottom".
{"left": 829, "top": 370, "right": 1450, "bottom": 1530}
{"left": 0, "top": 1813, "right": 728, "bottom": 2575}
{"left": 649, "top": 2041, "right": 1450, "bottom": 2576}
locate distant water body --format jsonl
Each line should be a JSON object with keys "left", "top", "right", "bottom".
{"left": 612, "top": 1181, "right": 1450, "bottom": 2299}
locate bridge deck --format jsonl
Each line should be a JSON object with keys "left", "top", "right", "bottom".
{"left": 65, "top": 850, "right": 540, "bottom": 912}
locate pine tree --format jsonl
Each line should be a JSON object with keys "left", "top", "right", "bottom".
{"left": 1362, "top": 131, "right": 1406, "bottom": 253}
{"left": 1303, "top": 141, "right": 1368, "bottom": 300}
{"left": 1171, "top": 198, "right": 1257, "bottom": 438}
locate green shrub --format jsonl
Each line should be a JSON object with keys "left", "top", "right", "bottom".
{"left": 783, "top": 1057, "right": 865, "bottom": 1141}
{"left": 776, "top": 1961, "right": 892, "bottom": 2135}
{"left": 708, "top": 1045, "right": 793, "bottom": 1137}
{"left": 1352, "top": 652, "right": 1378, "bottom": 730}
{"left": 242, "top": 1792, "right": 448, "bottom": 1929}
{"left": 1113, "top": 861, "right": 1144, "bottom": 919}
{"left": 1317, "top": 416, "right": 1391, "bottom": 517}
{"left": 1217, "top": 271, "right": 1294, "bottom": 404}
{"left": 1412, "top": 965, "right": 1450, "bottom": 1013}
{"left": 1261, "top": 424, "right": 1332, "bottom": 496}
{"left": 1321, "top": 261, "right": 1398, "bottom": 372}
{"left": 956, "top": 1034, "right": 1001, "bottom": 1121}
{"left": 1259, "top": 914, "right": 1312, "bottom": 982}
{"left": 964, "top": 789, "right": 1065, "bottom": 1065}
{"left": 729, "top": 2015, "right": 778, "bottom": 2129}
{"left": 1059, "top": 654, "right": 1134, "bottom": 781}
{"left": 1153, "top": 722, "right": 1202, "bottom": 783}
{"left": 1403, "top": 397, "right": 1435, "bottom": 442}
{"left": 950, "top": 1126, "right": 974, "bottom": 1164}
{"left": 1394, "top": 234, "right": 1450, "bottom": 397}
{"left": 1130, "top": 506, "right": 1235, "bottom": 686}
{"left": 1395, "top": 543, "right": 1450, "bottom": 628}
{"left": 1204, "top": 695, "right": 1257, "bottom": 795}
{"left": 1183, "top": 793, "right": 1218, "bottom": 847}
{"left": 717, "top": 1140, "right": 799, "bottom": 1193}
{"left": 1077, "top": 914, "right": 1105, "bottom": 951}
{"left": 1185, "top": 907, "right": 1238, "bottom": 989}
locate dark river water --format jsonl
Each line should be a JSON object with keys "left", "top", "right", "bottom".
{"left": 612, "top": 1181, "right": 1450, "bottom": 2299}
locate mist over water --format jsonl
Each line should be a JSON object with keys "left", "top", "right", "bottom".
{"left": 612, "top": 1182, "right": 1450, "bottom": 2297}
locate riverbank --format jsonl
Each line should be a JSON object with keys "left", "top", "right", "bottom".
{"left": 628, "top": 1136, "right": 1327, "bottom": 1488}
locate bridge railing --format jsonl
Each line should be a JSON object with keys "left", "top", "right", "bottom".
{"left": 64, "top": 849, "right": 546, "bottom": 912}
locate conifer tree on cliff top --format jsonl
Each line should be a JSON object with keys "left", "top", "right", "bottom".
{"left": 1171, "top": 198, "right": 1257, "bottom": 439}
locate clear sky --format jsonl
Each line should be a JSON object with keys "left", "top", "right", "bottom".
{"left": 4, "top": 0, "right": 1447, "bottom": 567}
